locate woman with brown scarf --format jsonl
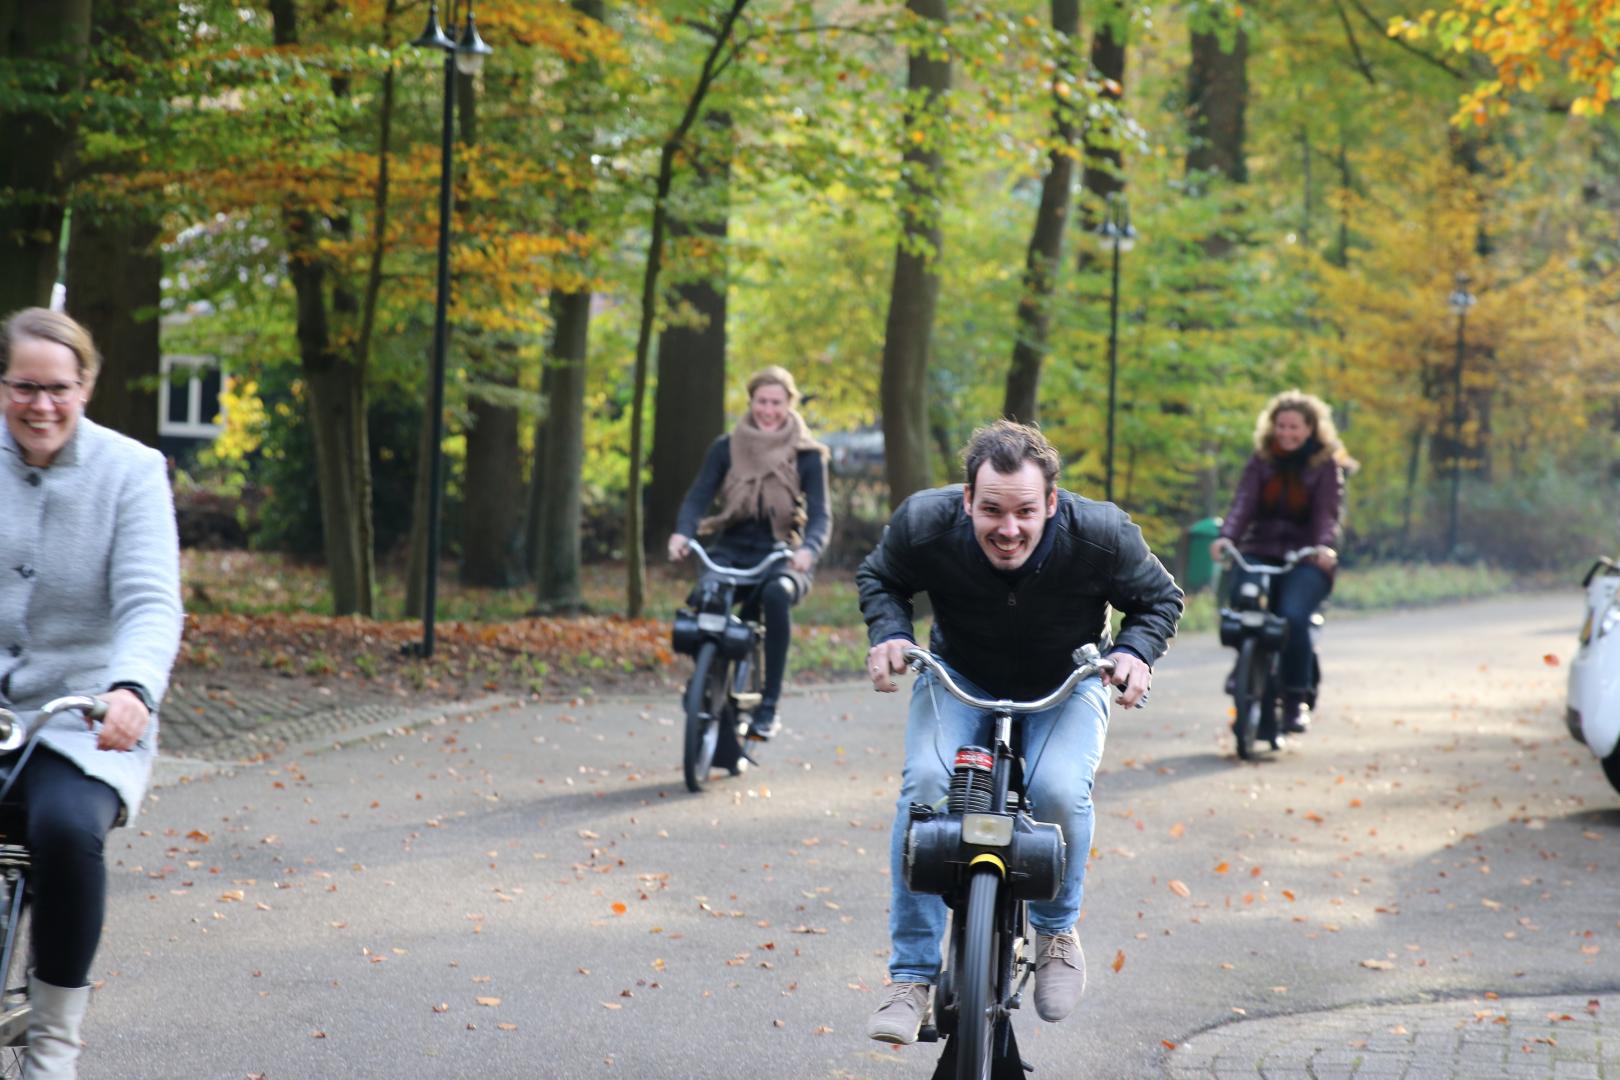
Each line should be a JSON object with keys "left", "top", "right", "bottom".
{"left": 667, "top": 366, "right": 830, "bottom": 739}
{"left": 1211, "top": 389, "right": 1356, "bottom": 734}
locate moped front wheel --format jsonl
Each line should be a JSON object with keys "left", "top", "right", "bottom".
{"left": 1232, "top": 638, "right": 1269, "bottom": 761}
{"left": 682, "top": 641, "right": 728, "bottom": 793}
{"left": 955, "top": 867, "right": 1001, "bottom": 1080}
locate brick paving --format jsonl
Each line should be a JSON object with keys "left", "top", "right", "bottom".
{"left": 1161, "top": 993, "right": 1620, "bottom": 1079}
{"left": 158, "top": 675, "right": 519, "bottom": 762}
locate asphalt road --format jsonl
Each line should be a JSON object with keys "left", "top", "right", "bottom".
{"left": 76, "top": 591, "right": 1618, "bottom": 1079}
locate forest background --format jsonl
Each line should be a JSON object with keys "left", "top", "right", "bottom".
{"left": 2, "top": 0, "right": 1617, "bottom": 652}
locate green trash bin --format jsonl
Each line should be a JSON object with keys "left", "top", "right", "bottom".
{"left": 1184, "top": 517, "right": 1224, "bottom": 592}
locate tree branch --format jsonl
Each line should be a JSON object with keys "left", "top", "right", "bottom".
{"left": 1345, "top": 0, "right": 1466, "bottom": 79}
{"left": 1332, "top": 0, "right": 1377, "bottom": 85}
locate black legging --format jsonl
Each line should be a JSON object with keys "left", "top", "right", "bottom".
{"left": 743, "top": 575, "right": 798, "bottom": 706}
{"left": 3, "top": 747, "right": 122, "bottom": 988}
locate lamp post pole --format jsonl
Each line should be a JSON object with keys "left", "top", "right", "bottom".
{"left": 1445, "top": 272, "right": 1475, "bottom": 557}
{"left": 412, "top": 1, "right": 490, "bottom": 658}
{"left": 1098, "top": 195, "right": 1134, "bottom": 504}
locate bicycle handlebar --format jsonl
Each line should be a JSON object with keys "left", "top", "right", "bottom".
{"left": 903, "top": 645, "right": 1117, "bottom": 715}
{"left": 686, "top": 540, "right": 792, "bottom": 584}
{"left": 0, "top": 695, "right": 109, "bottom": 755}
{"left": 1214, "top": 538, "right": 1319, "bottom": 576}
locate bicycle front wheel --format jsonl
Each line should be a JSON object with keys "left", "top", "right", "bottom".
{"left": 1232, "top": 638, "right": 1269, "bottom": 761}
{"left": 955, "top": 867, "right": 1001, "bottom": 1080}
{"left": 683, "top": 641, "right": 728, "bottom": 793}
{"left": 0, "top": 874, "right": 30, "bottom": 1078}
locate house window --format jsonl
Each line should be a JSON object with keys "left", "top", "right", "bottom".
{"left": 159, "top": 355, "right": 224, "bottom": 439}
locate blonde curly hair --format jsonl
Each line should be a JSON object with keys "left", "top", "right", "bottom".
{"left": 1252, "top": 389, "right": 1356, "bottom": 468}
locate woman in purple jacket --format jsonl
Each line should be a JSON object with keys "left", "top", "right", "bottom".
{"left": 1210, "top": 390, "right": 1356, "bottom": 733}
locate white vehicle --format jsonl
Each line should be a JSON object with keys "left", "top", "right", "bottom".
{"left": 1566, "top": 557, "right": 1620, "bottom": 795}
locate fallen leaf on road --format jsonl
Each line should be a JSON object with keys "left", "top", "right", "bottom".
{"left": 1111, "top": 950, "right": 1125, "bottom": 973}
{"left": 475, "top": 997, "right": 501, "bottom": 1006}
{"left": 432, "top": 1003, "right": 448, "bottom": 1013}
{"left": 1168, "top": 880, "right": 1191, "bottom": 898}
{"left": 1361, "top": 959, "right": 1394, "bottom": 970}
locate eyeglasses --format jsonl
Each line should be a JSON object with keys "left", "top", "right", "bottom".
{"left": 0, "top": 378, "right": 81, "bottom": 404}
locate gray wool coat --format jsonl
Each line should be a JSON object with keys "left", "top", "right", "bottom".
{"left": 0, "top": 416, "right": 183, "bottom": 824}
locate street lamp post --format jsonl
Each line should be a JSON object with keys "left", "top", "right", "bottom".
{"left": 1096, "top": 195, "right": 1135, "bottom": 504}
{"left": 411, "top": 1, "right": 491, "bottom": 659}
{"left": 1445, "top": 272, "right": 1476, "bottom": 557}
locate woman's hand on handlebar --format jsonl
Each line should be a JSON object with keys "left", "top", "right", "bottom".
{"left": 790, "top": 547, "right": 813, "bottom": 574}
{"left": 1312, "top": 546, "right": 1338, "bottom": 573}
{"left": 1105, "top": 651, "right": 1151, "bottom": 709}
{"left": 97, "top": 689, "right": 150, "bottom": 752}
{"left": 667, "top": 533, "right": 690, "bottom": 562}
{"left": 1209, "top": 537, "right": 1232, "bottom": 564}
{"left": 867, "top": 639, "right": 912, "bottom": 694}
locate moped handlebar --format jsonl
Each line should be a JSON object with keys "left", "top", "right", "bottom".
{"left": 1214, "top": 538, "right": 1320, "bottom": 576}
{"left": 903, "top": 645, "right": 1122, "bottom": 714}
{"left": 686, "top": 540, "right": 792, "bottom": 585}
{"left": 0, "top": 695, "right": 109, "bottom": 756}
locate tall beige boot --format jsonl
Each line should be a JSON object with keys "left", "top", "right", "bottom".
{"left": 22, "top": 977, "right": 88, "bottom": 1080}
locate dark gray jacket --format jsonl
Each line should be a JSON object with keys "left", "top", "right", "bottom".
{"left": 857, "top": 486, "right": 1183, "bottom": 701}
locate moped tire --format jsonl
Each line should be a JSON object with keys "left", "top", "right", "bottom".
{"left": 1232, "top": 639, "right": 1269, "bottom": 762}
{"left": 683, "top": 641, "right": 728, "bottom": 793}
{"left": 955, "top": 867, "right": 1000, "bottom": 1080}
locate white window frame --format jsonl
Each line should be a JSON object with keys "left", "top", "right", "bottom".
{"left": 159, "top": 354, "right": 225, "bottom": 439}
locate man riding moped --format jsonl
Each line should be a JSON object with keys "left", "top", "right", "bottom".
{"left": 858, "top": 421, "right": 1183, "bottom": 1044}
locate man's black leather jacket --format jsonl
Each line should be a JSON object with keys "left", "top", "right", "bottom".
{"left": 857, "top": 485, "right": 1184, "bottom": 701}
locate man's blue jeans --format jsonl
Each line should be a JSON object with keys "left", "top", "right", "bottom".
{"left": 886, "top": 660, "right": 1111, "bottom": 984}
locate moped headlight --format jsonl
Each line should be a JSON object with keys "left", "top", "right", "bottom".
{"left": 961, "top": 813, "right": 1014, "bottom": 848}
{"left": 1599, "top": 600, "right": 1620, "bottom": 639}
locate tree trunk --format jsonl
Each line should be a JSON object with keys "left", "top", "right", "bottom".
{"left": 461, "top": 358, "right": 528, "bottom": 586}
{"left": 453, "top": 66, "right": 527, "bottom": 588}
{"left": 624, "top": 0, "right": 750, "bottom": 617}
{"left": 1002, "top": 0, "right": 1081, "bottom": 425}
{"left": 528, "top": 289, "right": 590, "bottom": 612}
{"left": 0, "top": 0, "right": 91, "bottom": 313}
{"left": 648, "top": 113, "right": 731, "bottom": 549}
{"left": 1186, "top": 25, "right": 1249, "bottom": 187}
{"left": 1078, "top": 11, "right": 1129, "bottom": 246}
{"left": 66, "top": 214, "right": 161, "bottom": 446}
{"left": 270, "top": 0, "right": 376, "bottom": 617}
{"left": 880, "top": 0, "right": 951, "bottom": 510}
{"left": 523, "top": 0, "right": 602, "bottom": 615}
{"left": 62, "top": 0, "right": 166, "bottom": 447}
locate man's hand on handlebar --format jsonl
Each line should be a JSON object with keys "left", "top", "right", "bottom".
{"left": 97, "top": 689, "right": 150, "bottom": 752}
{"left": 1105, "top": 651, "right": 1151, "bottom": 709}
{"left": 1312, "top": 547, "right": 1338, "bottom": 573}
{"left": 667, "top": 533, "right": 690, "bottom": 562}
{"left": 867, "top": 639, "right": 912, "bottom": 694}
{"left": 790, "top": 547, "right": 814, "bottom": 574}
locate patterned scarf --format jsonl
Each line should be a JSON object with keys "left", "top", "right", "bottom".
{"left": 699, "top": 410, "right": 827, "bottom": 546}
{"left": 1259, "top": 436, "right": 1321, "bottom": 523}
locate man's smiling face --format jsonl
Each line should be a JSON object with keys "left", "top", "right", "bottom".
{"left": 965, "top": 460, "right": 1056, "bottom": 572}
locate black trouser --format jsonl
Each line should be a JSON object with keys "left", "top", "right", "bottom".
{"left": 708, "top": 530, "right": 811, "bottom": 708}
{"left": 740, "top": 575, "right": 799, "bottom": 706}
{"left": 3, "top": 746, "right": 122, "bottom": 988}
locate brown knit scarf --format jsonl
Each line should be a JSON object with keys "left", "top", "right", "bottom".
{"left": 699, "top": 410, "right": 827, "bottom": 546}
